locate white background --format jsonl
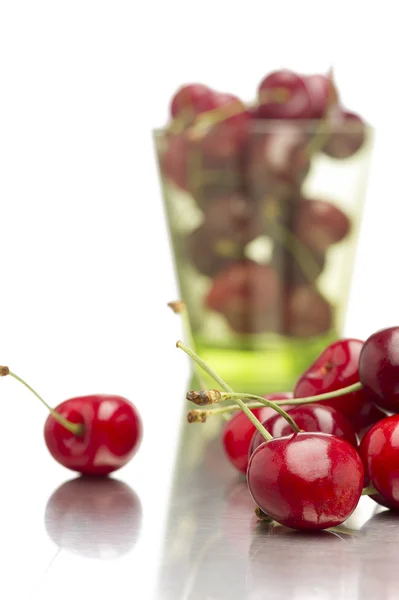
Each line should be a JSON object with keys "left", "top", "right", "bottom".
{"left": 0, "top": 1, "right": 398, "bottom": 598}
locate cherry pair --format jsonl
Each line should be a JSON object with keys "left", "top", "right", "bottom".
{"left": 0, "top": 366, "right": 142, "bottom": 476}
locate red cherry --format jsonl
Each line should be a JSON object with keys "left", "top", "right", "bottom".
{"left": 244, "top": 127, "right": 310, "bottom": 201}
{"left": 195, "top": 93, "right": 250, "bottom": 161}
{"left": 304, "top": 73, "right": 337, "bottom": 119}
{"left": 283, "top": 285, "right": 333, "bottom": 338}
{"left": 257, "top": 70, "right": 313, "bottom": 120}
{"left": 323, "top": 110, "right": 366, "bottom": 159}
{"left": 161, "top": 133, "right": 189, "bottom": 191}
{"left": 170, "top": 83, "right": 217, "bottom": 123}
{"left": 206, "top": 260, "right": 280, "bottom": 314}
{"left": 185, "top": 226, "right": 241, "bottom": 278}
{"left": 161, "top": 133, "right": 245, "bottom": 205}
{"left": 350, "top": 401, "right": 388, "bottom": 440}
{"left": 359, "top": 415, "right": 399, "bottom": 510}
{"left": 44, "top": 394, "right": 142, "bottom": 476}
{"left": 272, "top": 245, "right": 325, "bottom": 287}
{"left": 45, "top": 477, "right": 142, "bottom": 558}
{"left": 250, "top": 403, "right": 357, "bottom": 456}
{"left": 247, "top": 432, "right": 363, "bottom": 530}
{"left": 202, "top": 193, "right": 262, "bottom": 246}
{"left": 359, "top": 327, "right": 399, "bottom": 412}
{"left": 222, "top": 406, "right": 276, "bottom": 474}
{"left": 295, "top": 198, "right": 351, "bottom": 252}
{"left": 294, "top": 338, "right": 367, "bottom": 418}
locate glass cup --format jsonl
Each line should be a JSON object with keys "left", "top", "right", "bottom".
{"left": 154, "top": 118, "right": 373, "bottom": 394}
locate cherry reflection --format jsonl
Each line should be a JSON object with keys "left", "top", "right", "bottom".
{"left": 44, "top": 476, "right": 142, "bottom": 559}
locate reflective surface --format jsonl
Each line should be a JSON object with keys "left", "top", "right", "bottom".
{"left": 155, "top": 413, "right": 388, "bottom": 600}
{"left": 6, "top": 384, "right": 399, "bottom": 600}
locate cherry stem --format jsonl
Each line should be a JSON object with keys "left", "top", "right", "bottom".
{"left": 361, "top": 485, "right": 378, "bottom": 496}
{"left": 220, "top": 392, "right": 300, "bottom": 433}
{"left": 5, "top": 370, "right": 84, "bottom": 436}
{"left": 177, "top": 341, "right": 273, "bottom": 442}
{"left": 272, "top": 382, "right": 363, "bottom": 406}
{"left": 168, "top": 301, "right": 209, "bottom": 390}
{"left": 266, "top": 217, "right": 323, "bottom": 286}
{"left": 188, "top": 401, "right": 266, "bottom": 420}
{"left": 176, "top": 340, "right": 233, "bottom": 393}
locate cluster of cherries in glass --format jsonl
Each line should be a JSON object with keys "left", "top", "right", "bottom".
{"left": 161, "top": 69, "right": 366, "bottom": 338}
{"left": 0, "top": 366, "right": 142, "bottom": 476}
{"left": 181, "top": 325, "right": 399, "bottom": 531}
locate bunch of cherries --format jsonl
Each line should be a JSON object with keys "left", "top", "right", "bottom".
{"left": 179, "top": 325, "right": 399, "bottom": 531}
{"left": 0, "top": 366, "right": 142, "bottom": 476}
{"left": 160, "top": 69, "right": 366, "bottom": 337}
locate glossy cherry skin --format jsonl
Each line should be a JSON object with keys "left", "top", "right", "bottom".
{"left": 359, "top": 327, "right": 399, "bottom": 412}
{"left": 247, "top": 432, "right": 364, "bottom": 530}
{"left": 350, "top": 401, "right": 387, "bottom": 440}
{"left": 359, "top": 415, "right": 399, "bottom": 510}
{"left": 249, "top": 403, "right": 357, "bottom": 457}
{"left": 256, "top": 70, "right": 312, "bottom": 120}
{"left": 222, "top": 393, "right": 292, "bottom": 474}
{"left": 222, "top": 407, "right": 276, "bottom": 474}
{"left": 294, "top": 338, "right": 367, "bottom": 419}
{"left": 44, "top": 394, "right": 142, "bottom": 476}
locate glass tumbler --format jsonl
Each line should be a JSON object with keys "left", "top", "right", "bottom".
{"left": 154, "top": 118, "right": 373, "bottom": 394}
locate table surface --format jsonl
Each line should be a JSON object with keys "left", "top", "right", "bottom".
{"left": 12, "top": 381, "right": 397, "bottom": 600}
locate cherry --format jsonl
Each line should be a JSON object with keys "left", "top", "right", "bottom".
{"left": 206, "top": 261, "right": 281, "bottom": 334}
{"left": 350, "top": 401, "right": 388, "bottom": 440}
{"left": 206, "top": 260, "right": 280, "bottom": 314}
{"left": 244, "top": 127, "right": 310, "bottom": 202}
{"left": 304, "top": 73, "right": 338, "bottom": 119}
{"left": 295, "top": 198, "right": 351, "bottom": 252}
{"left": 272, "top": 245, "right": 325, "bottom": 287}
{"left": 170, "top": 83, "right": 217, "bottom": 123}
{"left": 44, "top": 394, "right": 142, "bottom": 476}
{"left": 247, "top": 432, "right": 363, "bottom": 530}
{"left": 358, "top": 327, "right": 399, "bottom": 412}
{"left": 283, "top": 285, "right": 333, "bottom": 338}
{"left": 185, "top": 226, "right": 242, "bottom": 278}
{"left": 249, "top": 403, "right": 357, "bottom": 457}
{"left": 45, "top": 477, "right": 142, "bottom": 558}
{"left": 222, "top": 407, "right": 277, "bottom": 475}
{"left": 323, "top": 109, "right": 366, "bottom": 159}
{"left": 194, "top": 95, "right": 250, "bottom": 161}
{"left": 0, "top": 366, "right": 142, "bottom": 476}
{"left": 359, "top": 415, "right": 399, "bottom": 510}
{"left": 161, "top": 133, "right": 189, "bottom": 191}
{"left": 294, "top": 338, "right": 367, "bottom": 418}
{"left": 222, "top": 392, "right": 293, "bottom": 473}
{"left": 202, "top": 193, "right": 262, "bottom": 245}
{"left": 256, "top": 70, "right": 313, "bottom": 120}
{"left": 161, "top": 131, "right": 243, "bottom": 200}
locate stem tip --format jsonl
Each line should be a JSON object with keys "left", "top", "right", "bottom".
{"left": 0, "top": 366, "right": 10, "bottom": 377}
{"left": 186, "top": 389, "right": 222, "bottom": 406}
{"left": 187, "top": 409, "right": 207, "bottom": 423}
{"left": 168, "top": 300, "right": 185, "bottom": 314}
